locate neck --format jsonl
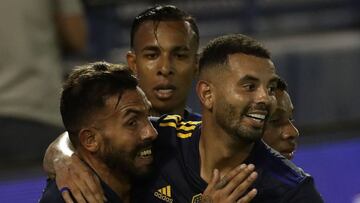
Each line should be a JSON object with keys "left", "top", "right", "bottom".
{"left": 199, "top": 114, "right": 254, "bottom": 183}
{"left": 78, "top": 150, "right": 132, "bottom": 203}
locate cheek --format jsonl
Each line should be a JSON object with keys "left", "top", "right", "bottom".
{"left": 263, "top": 127, "right": 281, "bottom": 144}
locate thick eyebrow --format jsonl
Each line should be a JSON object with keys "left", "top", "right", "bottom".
{"left": 238, "top": 75, "right": 259, "bottom": 83}
{"left": 121, "top": 108, "right": 144, "bottom": 119}
{"left": 141, "top": 46, "right": 160, "bottom": 52}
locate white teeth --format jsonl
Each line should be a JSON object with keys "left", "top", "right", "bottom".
{"left": 247, "top": 114, "right": 266, "bottom": 120}
{"left": 158, "top": 89, "right": 172, "bottom": 93}
{"left": 139, "top": 149, "right": 152, "bottom": 157}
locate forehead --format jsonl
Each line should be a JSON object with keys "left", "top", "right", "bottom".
{"left": 99, "top": 88, "right": 150, "bottom": 118}
{"left": 133, "top": 20, "right": 196, "bottom": 50}
{"left": 226, "top": 53, "right": 277, "bottom": 81}
{"left": 276, "top": 91, "right": 293, "bottom": 112}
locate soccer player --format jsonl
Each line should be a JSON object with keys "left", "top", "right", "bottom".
{"left": 262, "top": 79, "right": 299, "bottom": 160}
{"left": 39, "top": 62, "right": 158, "bottom": 202}
{"left": 134, "top": 34, "right": 323, "bottom": 202}
{"left": 126, "top": 5, "right": 201, "bottom": 120}
{"left": 44, "top": 34, "right": 323, "bottom": 203}
{"left": 43, "top": 5, "right": 201, "bottom": 202}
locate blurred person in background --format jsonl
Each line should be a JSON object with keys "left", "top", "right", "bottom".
{"left": 0, "top": 0, "right": 87, "bottom": 166}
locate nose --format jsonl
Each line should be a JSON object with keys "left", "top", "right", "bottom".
{"left": 157, "top": 55, "right": 174, "bottom": 76}
{"left": 141, "top": 120, "right": 158, "bottom": 141}
{"left": 255, "top": 86, "right": 275, "bottom": 110}
{"left": 282, "top": 120, "right": 299, "bottom": 140}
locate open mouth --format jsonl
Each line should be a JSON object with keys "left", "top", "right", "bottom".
{"left": 137, "top": 148, "right": 152, "bottom": 158}
{"left": 245, "top": 113, "right": 267, "bottom": 121}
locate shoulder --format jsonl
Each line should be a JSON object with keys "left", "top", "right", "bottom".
{"left": 39, "top": 178, "right": 66, "bottom": 203}
{"left": 252, "top": 141, "right": 323, "bottom": 202}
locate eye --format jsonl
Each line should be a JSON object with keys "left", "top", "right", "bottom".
{"left": 145, "top": 53, "right": 158, "bottom": 60}
{"left": 268, "top": 83, "right": 277, "bottom": 95}
{"left": 143, "top": 51, "right": 159, "bottom": 60}
{"left": 127, "top": 119, "right": 138, "bottom": 127}
{"left": 243, "top": 83, "right": 256, "bottom": 91}
{"left": 174, "top": 52, "right": 189, "bottom": 60}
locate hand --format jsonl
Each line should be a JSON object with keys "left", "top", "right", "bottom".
{"left": 54, "top": 153, "right": 105, "bottom": 203}
{"left": 201, "top": 164, "right": 258, "bottom": 203}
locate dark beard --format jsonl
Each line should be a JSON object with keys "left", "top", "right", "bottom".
{"left": 100, "top": 138, "right": 153, "bottom": 179}
{"left": 216, "top": 102, "right": 263, "bottom": 142}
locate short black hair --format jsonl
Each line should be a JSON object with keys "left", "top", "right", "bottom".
{"left": 277, "top": 78, "right": 288, "bottom": 91}
{"left": 130, "top": 5, "right": 199, "bottom": 48}
{"left": 60, "top": 62, "right": 138, "bottom": 146}
{"left": 199, "top": 34, "right": 271, "bottom": 74}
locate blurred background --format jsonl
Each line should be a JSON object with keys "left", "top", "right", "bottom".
{"left": 0, "top": 0, "right": 359, "bottom": 202}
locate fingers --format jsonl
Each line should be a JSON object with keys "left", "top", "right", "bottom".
{"left": 69, "top": 157, "right": 104, "bottom": 203}
{"left": 215, "top": 164, "right": 246, "bottom": 190}
{"left": 55, "top": 154, "right": 105, "bottom": 203}
{"left": 61, "top": 190, "right": 74, "bottom": 203}
{"left": 201, "top": 164, "right": 258, "bottom": 203}
{"left": 230, "top": 170, "right": 257, "bottom": 201}
{"left": 221, "top": 164, "right": 255, "bottom": 195}
{"left": 205, "top": 169, "right": 220, "bottom": 192}
{"left": 237, "top": 189, "right": 257, "bottom": 203}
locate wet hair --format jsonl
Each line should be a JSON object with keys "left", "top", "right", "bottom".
{"left": 60, "top": 62, "right": 138, "bottom": 146}
{"left": 199, "top": 34, "right": 270, "bottom": 74}
{"left": 130, "top": 5, "right": 199, "bottom": 49}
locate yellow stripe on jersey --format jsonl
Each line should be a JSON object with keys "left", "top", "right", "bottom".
{"left": 177, "top": 132, "right": 192, "bottom": 139}
{"left": 159, "top": 122, "right": 197, "bottom": 131}
{"left": 159, "top": 115, "right": 201, "bottom": 139}
{"left": 163, "top": 115, "right": 182, "bottom": 122}
{"left": 184, "top": 121, "right": 202, "bottom": 125}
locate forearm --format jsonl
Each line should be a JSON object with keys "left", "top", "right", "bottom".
{"left": 43, "top": 132, "right": 75, "bottom": 177}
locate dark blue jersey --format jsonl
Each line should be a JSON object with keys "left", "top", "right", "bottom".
{"left": 39, "top": 177, "right": 123, "bottom": 203}
{"left": 183, "top": 106, "right": 201, "bottom": 121}
{"left": 136, "top": 115, "right": 323, "bottom": 203}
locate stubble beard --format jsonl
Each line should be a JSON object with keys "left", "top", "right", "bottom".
{"left": 99, "top": 139, "right": 142, "bottom": 180}
{"left": 216, "top": 102, "right": 263, "bottom": 143}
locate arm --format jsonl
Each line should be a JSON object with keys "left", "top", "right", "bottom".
{"left": 43, "top": 132, "right": 75, "bottom": 177}
{"left": 43, "top": 132, "right": 104, "bottom": 203}
{"left": 201, "top": 164, "right": 258, "bottom": 203}
{"left": 55, "top": 0, "right": 88, "bottom": 54}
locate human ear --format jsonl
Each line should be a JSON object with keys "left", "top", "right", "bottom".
{"left": 126, "top": 51, "right": 137, "bottom": 75}
{"left": 196, "top": 80, "right": 213, "bottom": 110}
{"left": 79, "top": 128, "right": 100, "bottom": 152}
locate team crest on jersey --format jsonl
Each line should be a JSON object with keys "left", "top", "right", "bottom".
{"left": 154, "top": 185, "right": 173, "bottom": 202}
{"left": 191, "top": 193, "right": 202, "bottom": 203}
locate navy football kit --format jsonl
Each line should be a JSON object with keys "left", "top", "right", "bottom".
{"left": 135, "top": 115, "right": 323, "bottom": 203}
{"left": 40, "top": 176, "right": 123, "bottom": 203}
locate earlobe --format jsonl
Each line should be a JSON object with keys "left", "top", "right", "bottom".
{"left": 79, "top": 129, "right": 99, "bottom": 152}
{"left": 196, "top": 80, "right": 213, "bottom": 110}
{"left": 126, "top": 51, "right": 137, "bottom": 75}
